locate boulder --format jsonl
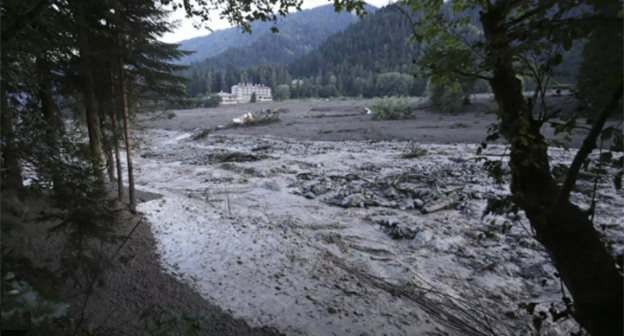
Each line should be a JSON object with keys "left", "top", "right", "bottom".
{"left": 413, "top": 199, "right": 425, "bottom": 209}
{"left": 389, "top": 224, "right": 418, "bottom": 240}
{"left": 409, "top": 230, "right": 433, "bottom": 249}
{"left": 341, "top": 193, "right": 366, "bottom": 208}
{"left": 421, "top": 194, "right": 459, "bottom": 214}
{"left": 262, "top": 180, "right": 281, "bottom": 192}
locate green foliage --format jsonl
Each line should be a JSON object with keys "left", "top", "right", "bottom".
{"left": 375, "top": 72, "right": 414, "bottom": 97}
{"left": 402, "top": 143, "right": 428, "bottom": 158}
{"left": 1, "top": 273, "right": 69, "bottom": 334}
{"left": 202, "top": 94, "right": 222, "bottom": 108}
{"left": 250, "top": 92, "right": 257, "bottom": 103}
{"left": 427, "top": 79, "right": 464, "bottom": 114}
{"left": 185, "top": 5, "right": 432, "bottom": 99}
{"left": 274, "top": 84, "right": 291, "bottom": 101}
{"left": 183, "top": 3, "right": 581, "bottom": 100}
{"left": 318, "top": 85, "right": 338, "bottom": 98}
{"left": 576, "top": 0, "right": 623, "bottom": 116}
{"left": 369, "top": 96, "right": 411, "bottom": 120}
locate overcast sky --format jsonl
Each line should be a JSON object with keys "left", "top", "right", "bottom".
{"left": 160, "top": 0, "right": 392, "bottom": 43}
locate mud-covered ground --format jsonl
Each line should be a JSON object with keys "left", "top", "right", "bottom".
{"left": 138, "top": 94, "right": 618, "bottom": 148}
{"left": 128, "top": 127, "right": 623, "bottom": 336}
{"left": 2, "top": 187, "right": 285, "bottom": 336}
{"left": 7, "top": 96, "right": 621, "bottom": 336}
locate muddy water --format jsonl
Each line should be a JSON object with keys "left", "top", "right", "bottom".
{"left": 131, "top": 129, "right": 624, "bottom": 336}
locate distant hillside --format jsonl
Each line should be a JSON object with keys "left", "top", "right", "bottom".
{"left": 174, "top": 29, "right": 257, "bottom": 65}
{"left": 177, "top": 4, "right": 374, "bottom": 66}
{"left": 184, "top": 4, "right": 583, "bottom": 98}
{"left": 288, "top": 5, "right": 425, "bottom": 80}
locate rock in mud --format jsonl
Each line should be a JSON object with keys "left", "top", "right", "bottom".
{"left": 341, "top": 193, "right": 366, "bottom": 208}
{"left": 211, "top": 152, "right": 267, "bottom": 163}
{"left": 377, "top": 218, "right": 418, "bottom": 239}
{"left": 519, "top": 263, "right": 549, "bottom": 279}
{"left": 311, "top": 183, "right": 332, "bottom": 196}
{"left": 409, "top": 230, "right": 433, "bottom": 249}
{"left": 192, "top": 129, "right": 211, "bottom": 140}
{"left": 412, "top": 188, "right": 431, "bottom": 199}
{"left": 421, "top": 194, "right": 459, "bottom": 214}
{"left": 471, "top": 191, "right": 484, "bottom": 200}
{"left": 389, "top": 224, "right": 418, "bottom": 240}
{"left": 263, "top": 180, "right": 281, "bottom": 192}
{"left": 413, "top": 199, "right": 425, "bottom": 209}
{"left": 383, "top": 187, "right": 400, "bottom": 199}
{"left": 304, "top": 192, "right": 316, "bottom": 199}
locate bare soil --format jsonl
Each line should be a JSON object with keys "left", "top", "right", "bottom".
{"left": 139, "top": 94, "right": 613, "bottom": 148}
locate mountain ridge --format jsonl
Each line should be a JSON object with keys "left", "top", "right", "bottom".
{"left": 175, "top": 4, "right": 375, "bottom": 65}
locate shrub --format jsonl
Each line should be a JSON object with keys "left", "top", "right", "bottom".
{"left": 402, "top": 143, "right": 428, "bottom": 159}
{"left": 427, "top": 80, "right": 464, "bottom": 114}
{"left": 200, "top": 94, "right": 222, "bottom": 108}
{"left": 250, "top": 92, "right": 257, "bottom": 103}
{"left": 369, "top": 96, "right": 411, "bottom": 120}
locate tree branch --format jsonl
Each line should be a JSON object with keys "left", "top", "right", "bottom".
{"left": 453, "top": 69, "right": 492, "bottom": 81}
{"left": 557, "top": 82, "right": 623, "bottom": 204}
{"left": 504, "top": 3, "right": 551, "bottom": 28}
{"left": 1, "top": 0, "right": 52, "bottom": 42}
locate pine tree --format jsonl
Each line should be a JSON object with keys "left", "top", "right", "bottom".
{"left": 74, "top": 0, "right": 105, "bottom": 182}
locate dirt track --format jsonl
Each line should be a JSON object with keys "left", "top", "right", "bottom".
{"left": 139, "top": 94, "right": 609, "bottom": 148}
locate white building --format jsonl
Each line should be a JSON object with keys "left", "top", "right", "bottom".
{"left": 217, "top": 91, "right": 238, "bottom": 104}
{"left": 231, "top": 83, "right": 272, "bottom": 102}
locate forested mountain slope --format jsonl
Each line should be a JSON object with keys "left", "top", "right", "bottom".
{"left": 184, "top": 4, "right": 583, "bottom": 98}
{"left": 179, "top": 4, "right": 373, "bottom": 66}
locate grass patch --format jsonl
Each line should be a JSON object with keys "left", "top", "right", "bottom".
{"left": 402, "top": 144, "right": 428, "bottom": 159}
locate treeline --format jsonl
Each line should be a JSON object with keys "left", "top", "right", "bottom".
{"left": 184, "top": 4, "right": 583, "bottom": 100}
{"left": 185, "top": 62, "right": 430, "bottom": 99}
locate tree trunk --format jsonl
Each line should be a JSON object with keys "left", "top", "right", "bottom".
{"left": 93, "top": 54, "right": 116, "bottom": 183}
{"left": 76, "top": 0, "right": 104, "bottom": 182}
{"left": 99, "top": 115, "right": 115, "bottom": 182}
{"left": 0, "top": 84, "right": 24, "bottom": 190}
{"left": 480, "top": 6, "right": 623, "bottom": 336}
{"left": 110, "top": 67, "right": 124, "bottom": 201}
{"left": 37, "top": 56, "right": 63, "bottom": 191}
{"left": 118, "top": 44, "right": 135, "bottom": 211}
{"left": 97, "top": 90, "right": 116, "bottom": 183}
